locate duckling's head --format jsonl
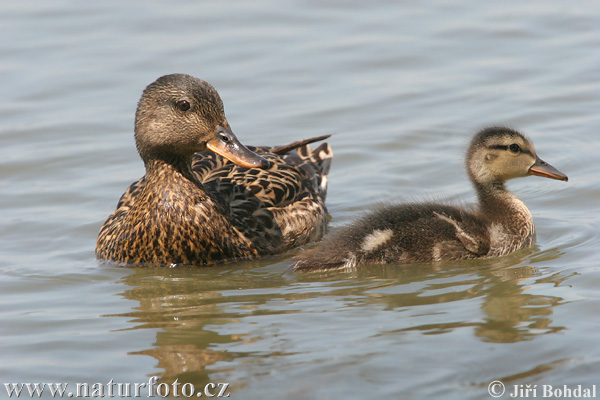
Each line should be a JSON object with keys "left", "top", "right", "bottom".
{"left": 134, "top": 74, "right": 269, "bottom": 168}
{"left": 466, "top": 127, "right": 567, "bottom": 187}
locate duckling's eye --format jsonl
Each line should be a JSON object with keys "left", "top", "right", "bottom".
{"left": 176, "top": 100, "right": 190, "bottom": 111}
{"left": 509, "top": 143, "right": 521, "bottom": 153}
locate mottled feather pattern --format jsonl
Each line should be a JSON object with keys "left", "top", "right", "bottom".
{"left": 193, "top": 141, "right": 332, "bottom": 253}
{"left": 96, "top": 75, "right": 334, "bottom": 266}
{"left": 97, "top": 139, "right": 332, "bottom": 265}
{"left": 96, "top": 160, "right": 259, "bottom": 265}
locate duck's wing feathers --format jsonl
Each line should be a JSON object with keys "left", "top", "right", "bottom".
{"left": 192, "top": 136, "right": 333, "bottom": 253}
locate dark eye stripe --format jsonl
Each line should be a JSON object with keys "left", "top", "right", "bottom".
{"left": 488, "top": 145, "right": 509, "bottom": 151}
{"left": 487, "top": 144, "right": 534, "bottom": 157}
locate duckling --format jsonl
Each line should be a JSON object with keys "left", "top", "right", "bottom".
{"left": 292, "top": 127, "right": 567, "bottom": 271}
{"left": 96, "top": 74, "right": 332, "bottom": 266}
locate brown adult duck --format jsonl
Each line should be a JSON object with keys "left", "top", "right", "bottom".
{"left": 292, "top": 127, "right": 567, "bottom": 271}
{"left": 96, "top": 74, "right": 332, "bottom": 266}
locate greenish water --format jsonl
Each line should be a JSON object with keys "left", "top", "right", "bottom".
{"left": 1, "top": 1, "right": 598, "bottom": 399}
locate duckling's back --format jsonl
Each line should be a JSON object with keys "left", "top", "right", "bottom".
{"left": 292, "top": 203, "right": 490, "bottom": 271}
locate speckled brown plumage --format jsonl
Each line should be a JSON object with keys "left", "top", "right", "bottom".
{"left": 96, "top": 158, "right": 260, "bottom": 265}
{"left": 193, "top": 140, "right": 332, "bottom": 253}
{"left": 292, "top": 127, "right": 567, "bottom": 271}
{"left": 96, "top": 74, "right": 332, "bottom": 266}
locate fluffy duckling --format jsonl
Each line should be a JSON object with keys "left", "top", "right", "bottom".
{"left": 96, "top": 74, "right": 332, "bottom": 266}
{"left": 292, "top": 127, "right": 567, "bottom": 271}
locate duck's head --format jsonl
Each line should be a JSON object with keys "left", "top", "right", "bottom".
{"left": 134, "top": 74, "right": 270, "bottom": 169}
{"left": 466, "top": 127, "right": 568, "bottom": 186}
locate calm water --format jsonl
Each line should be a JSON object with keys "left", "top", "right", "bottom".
{"left": 2, "top": 1, "right": 599, "bottom": 399}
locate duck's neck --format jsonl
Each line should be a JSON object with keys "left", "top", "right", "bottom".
{"left": 144, "top": 155, "right": 199, "bottom": 186}
{"left": 474, "top": 181, "right": 535, "bottom": 254}
{"left": 475, "top": 182, "right": 530, "bottom": 221}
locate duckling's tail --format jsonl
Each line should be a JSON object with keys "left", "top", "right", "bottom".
{"left": 291, "top": 256, "right": 353, "bottom": 272}
{"left": 290, "top": 240, "right": 358, "bottom": 272}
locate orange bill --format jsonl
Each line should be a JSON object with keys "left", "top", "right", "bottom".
{"left": 528, "top": 156, "right": 568, "bottom": 181}
{"left": 207, "top": 126, "right": 272, "bottom": 169}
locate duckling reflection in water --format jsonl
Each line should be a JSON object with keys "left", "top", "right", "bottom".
{"left": 96, "top": 74, "right": 332, "bottom": 266}
{"left": 292, "top": 127, "right": 567, "bottom": 271}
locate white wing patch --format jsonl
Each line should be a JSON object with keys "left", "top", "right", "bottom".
{"left": 361, "top": 229, "right": 394, "bottom": 252}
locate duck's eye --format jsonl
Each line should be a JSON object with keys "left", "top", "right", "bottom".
{"left": 509, "top": 143, "right": 520, "bottom": 153}
{"left": 176, "top": 100, "right": 190, "bottom": 111}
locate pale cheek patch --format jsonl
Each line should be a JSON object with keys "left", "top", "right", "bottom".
{"left": 361, "top": 229, "right": 394, "bottom": 252}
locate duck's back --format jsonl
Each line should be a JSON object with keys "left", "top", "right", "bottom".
{"left": 193, "top": 140, "right": 333, "bottom": 253}
{"left": 292, "top": 202, "right": 491, "bottom": 271}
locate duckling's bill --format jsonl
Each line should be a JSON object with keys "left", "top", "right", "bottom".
{"left": 528, "top": 156, "right": 568, "bottom": 181}
{"left": 207, "top": 126, "right": 271, "bottom": 169}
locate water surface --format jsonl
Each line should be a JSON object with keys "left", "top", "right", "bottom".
{"left": 2, "top": 1, "right": 599, "bottom": 399}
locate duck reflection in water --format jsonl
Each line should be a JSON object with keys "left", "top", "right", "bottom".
{"left": 110, "top": 253, "right": 569, "bottom": 391}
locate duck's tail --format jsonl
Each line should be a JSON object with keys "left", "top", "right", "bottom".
{"left": 270, "top": 135, "right": 333, "bottom": 199}
{"left": 271, "top": 134, "right": 331, "bottom": 155}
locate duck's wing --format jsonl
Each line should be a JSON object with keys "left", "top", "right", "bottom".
{"left": 192, "top": 136, "right": 333, "bottom": 253}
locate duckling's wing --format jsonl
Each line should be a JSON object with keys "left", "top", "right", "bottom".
{"left": 432, "top": 211, "right": 490, "bottom": 256}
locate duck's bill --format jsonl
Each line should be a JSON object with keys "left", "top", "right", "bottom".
{"left": 207, "top": 127, "right": 272, "bottom": 169}
{"left": 528, "top": 156, "right": 568, "bottom": 181}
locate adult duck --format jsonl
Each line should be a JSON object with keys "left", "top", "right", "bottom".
{"left": 292, "top": 127, "right": 566, "bottom": 271}
{"left": 96, "top": 74, "right": 332, "bottom": 266}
